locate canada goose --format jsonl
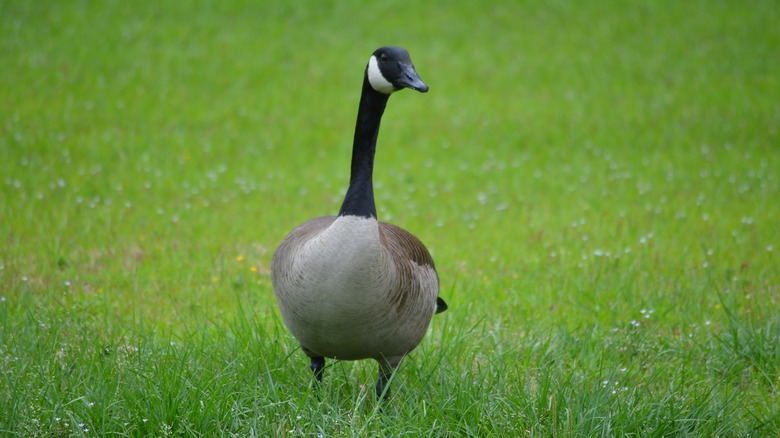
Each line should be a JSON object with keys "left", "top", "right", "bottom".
{"left": 271, "top": 46, "right": 447, "bottom": 399}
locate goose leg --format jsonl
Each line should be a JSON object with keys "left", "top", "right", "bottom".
{"left": 375, "top": 358, "right": 401, "bottom": 400}
{"left": 310, "top": 356, "right": 325, "bottom": 382}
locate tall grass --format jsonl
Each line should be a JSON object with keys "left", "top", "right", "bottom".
{"left": 2, "top": 0, "right": 778, "bottom": 435}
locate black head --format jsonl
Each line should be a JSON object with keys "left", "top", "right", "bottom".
{"left": 366, "top": 46, "right": 429, "bottom": 94}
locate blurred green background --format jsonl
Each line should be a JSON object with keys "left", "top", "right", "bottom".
{"left": 3, "top": 0, "right": 776, "bottom": 327}
{"left": 1, "top": 0, "right": 778, "bottom": 435}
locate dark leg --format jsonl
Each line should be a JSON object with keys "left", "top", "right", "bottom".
{"left": 375, "top": 359, "right": 400, "bottom": 400}
{"left": 310, "top": 356, "right": 325, "bottom": 382}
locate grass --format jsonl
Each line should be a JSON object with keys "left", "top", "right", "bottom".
{"left": 1, "top": 0, "right": 779, "bottom": 435}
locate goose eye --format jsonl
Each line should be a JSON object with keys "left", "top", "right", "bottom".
{"left": 380, "top": 54, "right": 388, "bottom": 63}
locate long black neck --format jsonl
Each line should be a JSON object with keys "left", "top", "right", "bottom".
{"left": 338, "top": 74, "right": 390, "bottom": 218}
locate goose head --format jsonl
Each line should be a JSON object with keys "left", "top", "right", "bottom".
{"left": 366, "top": 46, "right": 429, "bottom": 95}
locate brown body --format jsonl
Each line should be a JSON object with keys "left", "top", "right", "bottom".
{"left": 271, "top": 215, "right": 439, "bottom": 367}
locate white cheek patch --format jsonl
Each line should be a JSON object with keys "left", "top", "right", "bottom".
{"left": 367, "top": 55, "right": 395, "bottom": 94}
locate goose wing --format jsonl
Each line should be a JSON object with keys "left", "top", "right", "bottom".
{"left": 378, "top": 222, "right": 447, "bottom": 314}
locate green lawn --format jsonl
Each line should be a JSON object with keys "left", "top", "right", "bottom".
{"left": 2, "top": 0, "right": 778, "bottom": 435}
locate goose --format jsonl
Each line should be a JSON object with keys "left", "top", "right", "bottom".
{"left": 271, "top": 46, "right": 447, "bottom": 399}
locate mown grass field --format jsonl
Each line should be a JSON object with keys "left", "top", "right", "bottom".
{"left": 2, "top": 0, "right": 779, "bottom": 436}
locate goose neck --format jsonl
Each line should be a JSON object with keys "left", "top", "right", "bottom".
{"left": 338, "top": 78, "right": 390, "bottom": 218}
